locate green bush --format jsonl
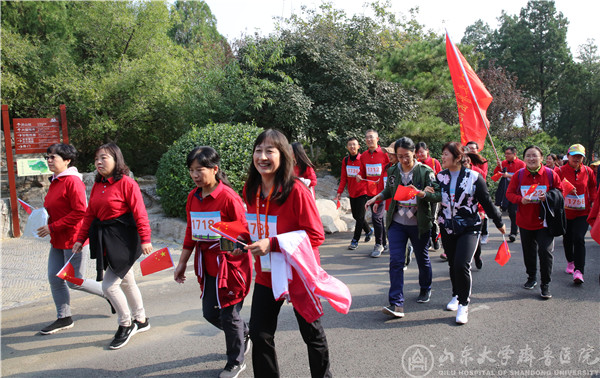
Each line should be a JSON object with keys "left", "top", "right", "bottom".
{"left": 156, "top": 122, "right": 263, "bottom": 218}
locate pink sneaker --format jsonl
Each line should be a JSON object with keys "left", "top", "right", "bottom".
{"left": 573, "top": 270, "right": 584, "bottom": 284}
{"left": 565, "top": 261, "right": 575, "bottom": 274}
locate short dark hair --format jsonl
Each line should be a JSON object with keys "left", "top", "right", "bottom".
{"left": 442, "top": 142, "right": 467, "bottom": 165}
{"left": 346, "top": 137, "right": 359, "bottom": 144}
{"left": 395, "top": 137, "right": 416, "bottom": 153}
{"left": 504, "top": 146, "right": 517, "bottom": 154}
{"left": 523, "top": 145, "right": 544, "bottom": 159}
{"left": 186, "top": 146, "right": 231, "bottom": 187}
{"left": 94, "top": 142, "right": 129, "bottom": 182}
{"left": 466, "top": 141, "right": 479, "bottom": 149}
{"left": 415, "top": 141, "right": 428, "bottom": 153}
{"left": 47, "top": 143, "right": 77, "bottom": 167}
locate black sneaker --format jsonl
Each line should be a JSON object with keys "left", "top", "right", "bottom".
{"left": 109, "top": 323, "right": 137, "bottom": 350}
{"left": 133, "top": 318, "right": 151, "bottom": 333}
{"left": 244, "top": 334, "right": 251, "bottom": 356}
{"left": 417, "top": 289, "right": 431, "bottom": 303}
{"left": 475, "top": 257, "right": 483, "bottom": 270}
{"left": 40, "top": 317, "right": 74, "bottom": 335}
{"left": 523, "top": 279, "right": 537, "bottom": 290}
{"left": 364, "top": 228, "right": 374, "bottom": 243}
{"left": 508, "top": 234, "right": 517, "bottom": 242}
{"left": 219, "top": 362, "right": 246, "bottom": 378}
{"left": 540, "top": 285, "right": 552, "bottom": 299}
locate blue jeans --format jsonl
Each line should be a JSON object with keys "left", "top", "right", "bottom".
{"left": 48, "top": 246, "right": 104, "bottom": 318}
{"left": 387, "top": 221, "right": 432, "bottom": 306}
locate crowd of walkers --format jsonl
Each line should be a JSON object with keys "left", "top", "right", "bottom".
{"left": 35, "top": 128, "right": 598, "bottom": 378}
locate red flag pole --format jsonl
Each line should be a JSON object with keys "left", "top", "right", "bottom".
{"left": 446, "top": 32, "right": 501, "bottom": 165}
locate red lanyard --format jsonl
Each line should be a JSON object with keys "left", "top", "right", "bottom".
{"left": 256, "top": 185, "right": 274, "bottom": 239}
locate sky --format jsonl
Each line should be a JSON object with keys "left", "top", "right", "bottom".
{"left": 203, "top": 0, "right": 599, "bottom": 56}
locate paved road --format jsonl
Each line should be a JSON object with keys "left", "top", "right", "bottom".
{"left": 2, "top": 228, "right": 599, "bottom": 377}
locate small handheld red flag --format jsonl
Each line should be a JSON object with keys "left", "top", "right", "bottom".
{"left": 140, "top": 247, "right": 174, "bottom": 276}
{"left": 209, "top": 221, "right": 249, "bottom": 245}
{"left": 18, "top": 198, "right": 34, "bottom": 215}
{"left": 591, "top": 219, "right": 600, "bottom": 245}
{"left": 491, "top": 172, "right": 502, "bottom": 182}
{"left": 495, "top": 239, "right": 511, "bottom": 266}
{"left": 562, "top": 178, "right": 575, "bottom": 197}
{"left": 56, "top": 260, "right": 84, "bottom": 286}
{"left": 336, "top": 200, "right": 341, "bottom": 210}
{"left": 524, "top": 184, "right": 538, "bottom": 198}
{"left": 394, "top": 185, "right": 420, "bottom": 201}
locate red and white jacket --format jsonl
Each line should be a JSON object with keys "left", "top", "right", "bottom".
{"left": 557, "top": 164, "right": 596, "bottom": 219}
{"left": 337, "top": 153, "right": 367, "bottom": 198}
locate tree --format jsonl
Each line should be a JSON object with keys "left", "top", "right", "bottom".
{"left": 555, "top": 40, "right": 600, "bottom": 159}
{"left": 494, "top": 1, "right": 571, "bottom": 130}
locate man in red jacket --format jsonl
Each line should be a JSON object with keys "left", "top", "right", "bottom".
{"left": 357, "top": 129, "right": 389, "bottom": 257}
{"left": 335, "top": 137, "right": 371, "bottom": 250}
{"left": 494, "top": 146, "right": 526, "bottom": 242}
{"left": 558, "top": 144, "right": 596, "bottom": 284}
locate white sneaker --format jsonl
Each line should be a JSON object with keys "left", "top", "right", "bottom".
{"left": 446, "top": 296, "right": 459, "bottom": 311}
{"left": 370, "top": 244, "right": 384, "bottom": 258}
{"left": 456, "top": 304, "right": 469, "bottom": 324}
{"left": 481, "top": 234, "right": 488, "bottom": 244}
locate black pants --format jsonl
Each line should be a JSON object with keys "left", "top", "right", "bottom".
{"left": 563, "top": 215, "right": 589, "bottom": 273}
{"left": 368, "top": 198, "right": 386, "bottom": 246}
{"left": 520, "top": 227, "right": 554, "bottom": 285}
{"left": 249, "top": 283, "right": 331, "bottom": 378}
{"left": 441, "top": 230, "right": 479, "bottom": 306}
{"left": 350, "top": 195, "right": 371, "bottom": 241}
{"left": 508, "top": 203, "right": 518, "bottom": 236}
{"left": 202, "top": 275, "right": 248, "bottom": 366}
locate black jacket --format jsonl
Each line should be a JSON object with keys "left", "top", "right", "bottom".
{"left": 89, "top": 212, "right": 142, "bottom": 280}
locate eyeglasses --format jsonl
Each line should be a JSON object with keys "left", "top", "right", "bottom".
{"left": 397, "top": 154, "right": 413, "bottom": 160}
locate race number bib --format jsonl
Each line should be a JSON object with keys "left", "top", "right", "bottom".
{"left": 346, "top": 165, "right": 360, "bottom": 177}
{"left": 397, "top": 196, "right": 417, "bottom": 208}
{"left": 246, "top": 213, "right": 278, "bottom": 272}
{"left": 365, "top": 163, "right": 382, "bottom": 177}
{"left": 520, "top": 185, "right": 547, "bottom": 203}
{"left": 190, "top": 211, "right": 221, "bottom": 241}
{"left": 565, "top": 194, "right": 585, "bottom": 210}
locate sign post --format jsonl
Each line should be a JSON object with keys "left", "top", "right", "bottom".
{"left": 2, "top": 104, "right": 67, "bottom": 237}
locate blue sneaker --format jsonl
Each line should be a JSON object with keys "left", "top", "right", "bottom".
{"left": 348, "top": 239, "right": 359, "bottom": 250}
{"left": 364, "top": 228, "right": 374, "bottom": 243}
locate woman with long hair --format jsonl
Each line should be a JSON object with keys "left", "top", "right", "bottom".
{"left": 292, "top": 142, "right": 317, "bottom": 198}
{"left": 37, "top": 143, "right": 113, "bottom": 335}
{"left": 72, "top": 143, "right": 152, "bottom": 349}
{"left": 435, "top": 142, "right": 505, "bottom": 324}
{"left": 241, "top": 129, "right": 331, "bottom": 377}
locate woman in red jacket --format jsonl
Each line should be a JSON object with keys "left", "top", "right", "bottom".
{"left": 241, "top": 129, "right": 331, "bottom": 378}
{"left": 174, "top": 146, "right": 252, "bottom": 377}
{"left": 72, "top": 143, "right": 152, "bottom": 350}
{"left": 506, "top": 145, "right": 562, "bottom": 300}
{"left": 37, "top": 143, "right": 111, "bottom": 335}
{"left": 557, "top": 144, "right": 596, "bottom": 283}
{"left": 292, "top": 142, "right": 318, "bottom": 198}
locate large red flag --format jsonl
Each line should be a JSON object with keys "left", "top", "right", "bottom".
{"left": 495, "top": 240, "right": 511, "bottom": 266}
{"left": 393, "top": 185, "right": 420, "bottom": 201}
{"left": 140, "top": 247, "right": 174, "bottom": 276}
{"left": 446, "top": 32, "right": 493, "bottom": 151}
{"left": 56, "top": 261, "right": 84, "bottom": 286}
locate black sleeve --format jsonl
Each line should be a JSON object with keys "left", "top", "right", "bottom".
{"left": 475, "top": 174, "right": 504, "bottom": 229}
